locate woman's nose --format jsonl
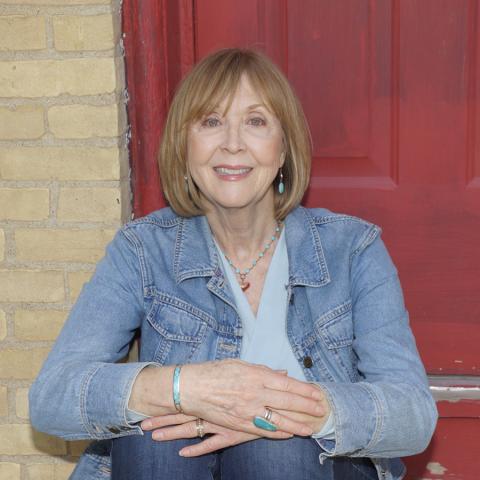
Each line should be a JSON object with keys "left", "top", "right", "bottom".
{"left": 221, "top": 122, "right": 245, "bottom": 153}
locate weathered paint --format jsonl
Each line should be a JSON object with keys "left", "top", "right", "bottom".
{"left": 426, "top": 462, "right": 448, "bottom": 475}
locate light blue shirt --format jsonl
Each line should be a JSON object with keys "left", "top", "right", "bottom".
{"left": 214, "top": 228, "right": 335, "bottom": 440}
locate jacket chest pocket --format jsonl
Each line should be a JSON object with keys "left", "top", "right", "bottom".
{"left": 145, "top": 298, "right": 208, "bottom": 365}
{"left": 314, "top": 300, "right": 358, "bottom": 381}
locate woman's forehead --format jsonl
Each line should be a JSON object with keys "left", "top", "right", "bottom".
{"left": 188, "top": 73, "right": 277, "bottom": 120}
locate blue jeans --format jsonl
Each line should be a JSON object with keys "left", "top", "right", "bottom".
{"left": 111, "top": 432, "right": 379, "bottom": 479}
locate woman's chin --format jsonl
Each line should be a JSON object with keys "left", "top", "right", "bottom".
{"left": 205, "top": 194, "right": 273, "bottom": 214}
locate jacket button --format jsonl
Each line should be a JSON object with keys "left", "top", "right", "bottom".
{"left": 108, "top": 426, "right": 121, "bottom": 434}
{"left": 303, "top": 356, "right": 313, "bottom": 368}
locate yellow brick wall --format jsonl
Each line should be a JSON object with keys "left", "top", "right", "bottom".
{"left": 0, "top": 0, "right": 129, "bottom": 477}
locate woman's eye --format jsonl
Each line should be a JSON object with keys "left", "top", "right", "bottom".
{"left": 248, "top": 117, "right": 266, "bottom": 127}
{"left": 201, "top": 117, "right": 221, "bottom": 128}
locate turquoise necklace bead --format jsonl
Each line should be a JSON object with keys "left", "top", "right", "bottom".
{"left": 223, "top": 221, "right": 282, "bottom": 291}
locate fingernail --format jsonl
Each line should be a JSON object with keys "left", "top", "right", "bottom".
{"left": 141, "top": 420, "right": 151, "bottom": 429}
{"left": 152, "top": 431, "right": 163, "bottom": 440}
{"left": 179, "top": 449, "right": 186, "bottom": 456}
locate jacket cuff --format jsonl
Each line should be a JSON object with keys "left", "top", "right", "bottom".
{"left": 312, "top": 381, "right": 380, "bottom": 462}
{"left": 82, "top": 361, "right": 159, "bottom": 438}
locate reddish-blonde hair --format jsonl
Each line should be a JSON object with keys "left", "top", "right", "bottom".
{"left": 159, "top": 48, "right": 311, "bottom": 220}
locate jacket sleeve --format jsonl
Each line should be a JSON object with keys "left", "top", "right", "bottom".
{"left": 29, "top": 227, "right": 157, "bottom": 441}
{"left": 314, "top": 225, "right": 438, "bottom": 460}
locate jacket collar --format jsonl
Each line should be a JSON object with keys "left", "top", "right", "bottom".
{"left": 284, "top": 207, "right": 331, "bottom": 287}
{"left": 174, "top": 206, "right": 330, "bottom": 287}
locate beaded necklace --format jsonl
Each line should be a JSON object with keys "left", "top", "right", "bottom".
{"left": 222, "top": 221, "right": 282, "bottom": 291}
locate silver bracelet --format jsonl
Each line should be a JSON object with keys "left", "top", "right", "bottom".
{"left": 172, "top": 364, "right": 183, "bottom": 413}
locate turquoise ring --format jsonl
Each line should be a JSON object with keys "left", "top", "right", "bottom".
{"left": 253, "top": 408, "right": 277, "bottom": 432}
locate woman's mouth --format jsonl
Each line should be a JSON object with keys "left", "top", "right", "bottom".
{"left": 213, "top": 166, "right": 252, "bottom": 180}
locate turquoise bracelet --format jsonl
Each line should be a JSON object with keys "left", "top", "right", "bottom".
{"left": 173, "top": 364, "right": 183, "bottom": 413}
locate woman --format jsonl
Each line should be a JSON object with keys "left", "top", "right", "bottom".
{"left": 30, "top": 48, "right": 437, "bottom": 480}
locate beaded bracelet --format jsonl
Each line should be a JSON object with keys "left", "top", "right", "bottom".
{"left": 172, "top": 364, "right": 183, "bottom": 413}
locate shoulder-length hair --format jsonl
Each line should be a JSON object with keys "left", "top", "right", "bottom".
{"left": 159, "top": 48, "right": 312, "bottom": 220}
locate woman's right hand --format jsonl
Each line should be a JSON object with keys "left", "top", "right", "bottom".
{"left": 179, "top": 359, "right": 326, "bottom": 438}
{"left": 141, "top": 413, "right": 293, "bottom": 456}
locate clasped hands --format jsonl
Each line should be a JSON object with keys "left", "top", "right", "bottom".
{"left": 132, "top": 359, "right": 331, "bottom": 457}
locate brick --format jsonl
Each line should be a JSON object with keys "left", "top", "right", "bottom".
{"left": 68, "top": 271, "right": 92, "bottom": 301}
{"left": 55, "top": 463, "right": 76, "bottom": 479}
{"left": 15, "top": 310, "right": 67, "bottom": 341}
{"left": 0, "top": 229, "right": 5, "bottom": 261}
{"left": 1, "top": 0, "right": 109, "bottom": 4}
{"left": 0, "top": 16, "right": 46, "bottom": 51}
{"left": 0, "top": 58, "right": 116, "bottom": 98}
{"left": 53, "top": 15, "right": 115, "bottom": 51}
{"left": 58, "top": 188, "right": 122, "bottom": 222}
{"left": 0, "top": 424, "right": 66, "bottom": 455}
{"left": 49, "top": 104, "right": 121, "bottom": 139}
{"left": 0, "top": 188, "right": 49, "bottom": 221}
{"left": 0, "top": 386, "right": 7, "bottom": 417}
{"left": 0, "top": 147, "right": 121, "bottom": 181}
{"left": 25, "top": 464, "right": 53, "bottom": 480}
{"left": 0, "top": 105, "right": 44, "bottom": 140}
{"left": 0, "top": 270, "right": 64, "bottom": 303}
{"left": 27, "top": 463, "right": 76, "bottom": 480}
{"left": 0, "top": 310, "right": 6, "bottom": 341}
{"left": 15, "top": 387, "right": 29, "bottom": 419}
{"left": 0, "top": 463, "right": 20, "bottom": 480}
{"left": 16, "top": 229, "right": 115, "bottom": 263}
{"left": 0, "top": 348, "right": 50, "bottom": 379}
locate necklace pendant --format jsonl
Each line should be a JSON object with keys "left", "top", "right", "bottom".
{"left": 240, "top": 281, "right": 250, "bottom": 291}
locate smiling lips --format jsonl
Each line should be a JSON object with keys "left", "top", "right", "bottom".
{"left": 214, "top": 166, "right": 252, "bottom": 180}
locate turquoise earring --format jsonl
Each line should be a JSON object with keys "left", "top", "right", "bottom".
{"left": 278, "top": 168, "right": 285, "bottom": 194}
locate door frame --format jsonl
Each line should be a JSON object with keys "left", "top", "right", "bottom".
{"left": 122, "top": 0, "right": 195, "bottom": 218}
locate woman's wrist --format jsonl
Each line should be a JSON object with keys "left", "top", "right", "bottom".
{"left": 129, "top": 364, "right": 178, "bottom": 416}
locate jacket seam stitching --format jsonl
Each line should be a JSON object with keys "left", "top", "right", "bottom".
{"left": 124, "top": 213, "right": 181, "bottom": 229}
{"left": 80, "top": 363, "right": 105, "bottom": 437}
{"left": 357, "top": 382, "right": 384, "bottom": 453}
{"left": 120, "top": 228, "right": 150, "bottom": 305}
{"left": 351, "top": 224, "right": 382, "bottom": 261}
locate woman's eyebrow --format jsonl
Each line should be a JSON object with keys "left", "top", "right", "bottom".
{"left": 246, "top": 103, "right": 266, "bottom": 111}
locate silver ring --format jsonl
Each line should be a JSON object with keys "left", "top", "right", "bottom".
{"left": 264, "top": 407, "right": 273, "bottom": 422}
{"left": 196, "top": 418, "right": 205, "bottom": 438}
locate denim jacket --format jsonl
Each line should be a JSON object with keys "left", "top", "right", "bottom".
{"left": 29, "top": 206, "right": 438, "bottom": 480}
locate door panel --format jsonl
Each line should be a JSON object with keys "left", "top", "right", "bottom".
{"left": 195, "top": 0, "right": 480, "bottom": 376}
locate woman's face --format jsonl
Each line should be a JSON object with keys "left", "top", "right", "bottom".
{"left": 186, "top": 74, "right": 285, "bottom": 215}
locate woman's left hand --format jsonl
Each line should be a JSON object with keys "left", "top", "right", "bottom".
{"left": 140, "top": 414, "right": 292, "bottom": 457}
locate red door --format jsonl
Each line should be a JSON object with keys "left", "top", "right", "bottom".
{"left": 123, "top": 1, "right": 480, "bottom": 477}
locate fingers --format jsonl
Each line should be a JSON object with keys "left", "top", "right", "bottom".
{"left": 265, "top": 373, "right": 324, "bottom": 401}
{"left": 263, "top": 388, "right": 325, "bottom": 417}
{"left": 141, "top": 413, "right": 197, "bottom": 431}
{"left": 150, "top": 418, "right": 294, "bottom": 446}
{"left": 261, "top": 410, "right": 313, "bottom": 437}
{"left": 151, "top": 418, "right": 206, "bottom": 441}
{"left": 179, "top": 432, "right": 257, "bottom": 457}
{"left": 179, "top": 433, "right": 231, "bottom": 457}
{"left": 177, "top": 429, "right": 292, "bottom": 457}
